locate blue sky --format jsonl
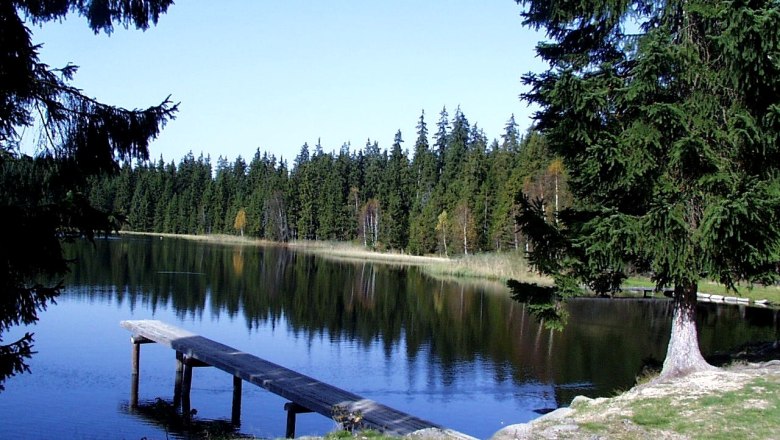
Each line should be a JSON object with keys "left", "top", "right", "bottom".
{"left": 31, "top": 1, "right": 545, "bottom": 165}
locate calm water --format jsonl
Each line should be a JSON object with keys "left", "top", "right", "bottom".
{"left": 0, "top": 236, "right": 776, "bottom": 439}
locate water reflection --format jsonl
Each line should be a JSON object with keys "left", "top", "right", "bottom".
{"left": 126, "top": 398, "right": 241, "bottom": 440}
{"left": 59, "top": 236, "right": 778, "bottom": 436}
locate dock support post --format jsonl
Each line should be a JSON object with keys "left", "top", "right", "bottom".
{"left": 174, "top": 352, "right": 184, "bottom": 410}
{"left": 286, "top": 405, "right": 296, "bottom": 439}
{"left": 129, "top": 335, "right": 152, "bottom": 408}
{"left": 180, "top": 356, "right": 211, "bottom": 419}
{"left": 182, "top": 362, "right": 193, "bottom": 418}
{"left": 284, "top": 402, "right": 313, "bottom": 438}
{"left": 130, "top": 341, "right": 140, "bottom": 408}
{"left": 231, "top": 375, "right": 242, "bottom": 426}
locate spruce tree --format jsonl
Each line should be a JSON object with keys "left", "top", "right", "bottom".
{"left": 0, "top": 0, "right": 176, "bottom": 388}
{"left": 515, "top": 0, "right": 780, "bottom": 378}
{"left": 408, "top": 110, "right": 439, "bottom": 254}
{"left": 382, "top": 131, "right": 410, "bottom": 250}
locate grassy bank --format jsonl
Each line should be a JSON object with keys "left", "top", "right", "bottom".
{"left": 624, "top": 277, "right": 780, "bottom": 304}
{"left": 421, "top": 251, "right": 550, "bottom": 284}
{"left": 494, "top": 360, "right": 780, "bottom": 440}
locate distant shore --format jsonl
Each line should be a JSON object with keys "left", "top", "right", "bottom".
{"left": 117, "top": 231, "right": 778, "bottom": 305}
{"left": 118, "top": 231, "right": 549, "bottom": 285}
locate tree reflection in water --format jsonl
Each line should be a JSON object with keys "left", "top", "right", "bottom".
{"left": 66, "top": 236, "right": 778, "bottom": 407}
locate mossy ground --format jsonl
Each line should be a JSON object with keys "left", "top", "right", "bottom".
{"left": 498, "top": 360, "right": 780, "bottom": 440}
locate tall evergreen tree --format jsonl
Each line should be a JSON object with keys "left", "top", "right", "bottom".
{"left": 501, "top": 114, "right": 521, "bottom": 153}
{"left": 440, "top": 108, "right": 470, "bottom": 208}
{"left": 433, "top": 107, "right": 450, "bottom": 176}
{"left": 362, "top": 139, "right": 385, "bottom": 201}
{"left": 382, "top": 130, "right": 410, "bottom": 250}
{"left": 515, "top": 0, "right": 780, "bottom": 378}
{"left": 408, "top": 110, "right": 439, "bottom": 254}
{"left": 0, "top": 0, "right": 176, "bottom": 389}
{"left": 291, "top": 143, "right": 318, "bottom": 239}
{"left": 463, "top": 125, "right": 489, "bottom": 251}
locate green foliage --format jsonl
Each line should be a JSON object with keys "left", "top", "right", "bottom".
{"left": 506, "top": 276, "right": 576, "bottom": 331}
{"left": 516, "top": 0, "right": 780, "bottom": 375}
{"left": 517, "top": 0, "right": 780, "bottom": 292}
{"left": 381, "top": 131, "right": 410, "bottom": 249}
{"left": 1, "top": 0, "right": 177, "bottom": 389}
{"left": 91, "top": 108, "right": 572, "bottom": 259}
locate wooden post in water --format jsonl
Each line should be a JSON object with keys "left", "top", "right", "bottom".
{"left": 181, "top": 361, "right": 193, "bottom": 418}
{"left": 129, "top": 335, "right": 152, "bottom": 408}
{"left": 284, "top": 402, "right": 313, "bottom": 438}
{"left": 173, "top": 352, "right": 184, "bottom": 410}
{"left": 121, "top": 320, "right": 453, "bottom": 438}
{"left": 231, "top": 375, "right": 242, "bottom": 425}
{"left": 130, "top": 341, "right": 140, "bottom": 408}
{"left": 180, "top": 355, "right": 211, "bottom": 419}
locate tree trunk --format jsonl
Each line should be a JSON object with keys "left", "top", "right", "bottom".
{"left": 462, "top": 223, "right": 468, "bottom": 256}
{"left": 660, "top": 282, "right": 717, "bottom": 378}
{"left": 554, "top": 175, "right": 559, "bottom": 225}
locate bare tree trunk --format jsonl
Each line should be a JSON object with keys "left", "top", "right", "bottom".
{"left": 512, "top": 210, "right": 519, "bottom": 250}
{"left": 462, "top": 222, "right": 468, "bottom": 256}
{"left": 554, "top": 174, "right": 559, "bottom": 225}
{"left": 363, "top": 215, "right": 368, "bottom": 247}
{"left": 660, "top": 282, "right": 717, "bottom": 378}
{"left": 375, "top": 208, "right": 380, "bottom": 245}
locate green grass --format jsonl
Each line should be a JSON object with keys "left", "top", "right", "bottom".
{"left": 624, "top": 276, "right": 780, "bottom": 303}
{"left": 325, "top": 430, "right": 397, "bottom": 440}
{"left": 630, "top": 398, "right": 677, "bottom": 428}
{"left": 628, "top": 378, "right": 780, "bottom": 439}
{"left": 578, "top": 421, "right": 609, "bottom": 432}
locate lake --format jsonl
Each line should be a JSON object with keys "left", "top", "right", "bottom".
{"left": 0, "top": 236, "right": 776, "bottom": 439}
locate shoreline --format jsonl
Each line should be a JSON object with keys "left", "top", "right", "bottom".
{"left": 117, "top": 231, "right": 777, "bottom": 306}
{"left": 118, "top": 231, "right": 549, "bottom": 285}
{"left": 492, "top": 358, "right": 780, "bottom": 440}
{"left": 119, "top": 231, "right": 449, "bottom": 264}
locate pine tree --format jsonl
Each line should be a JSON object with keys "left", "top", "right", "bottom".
{"left": 515, "top": 0, "right": 780, "bottom": 378}
{"left": 462, "top": 124, "right": 489, "bottom": 251}
{"left": 433, "top": 107, "right": 449, "bottom": 176}
{"left": 0, "top": 0, "right": 176, "bottom": 388}
{"left": 382, "top": 131, "right": 410, "bottom": 250}
{"left": 489, "top": 119, "right": 523, "bottom": 251}
{"left": 501, "top": 114, "right": 521, "bottom": 153}
{"left": 291, "top": 143, "right": 318, "bottom": 240}
{"left": 408, "top": 110, "right": 439, "bottom": 254}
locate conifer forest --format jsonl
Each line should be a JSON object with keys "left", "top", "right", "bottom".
{"left": 84, "top": 109, "right": 571, "bottom": 255}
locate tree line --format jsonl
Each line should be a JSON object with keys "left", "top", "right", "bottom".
{"left": 84, "top": 108, "right": 571, "bottom": 255}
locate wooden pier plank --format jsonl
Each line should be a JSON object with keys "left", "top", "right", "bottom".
{"left": 120, "top": 319, "right": 457, "bottom": 436}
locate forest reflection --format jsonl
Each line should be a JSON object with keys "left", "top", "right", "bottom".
{"left": 65, "top": 237, "right": 777, "bottom": 404}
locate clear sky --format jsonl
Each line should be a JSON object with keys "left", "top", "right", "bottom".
{"left": 30, "top": 1, "right": 545, "bottom": 165}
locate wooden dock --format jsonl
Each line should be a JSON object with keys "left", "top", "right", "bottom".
{"left": 121, "top": 320, "right": 473, "bottom": 438}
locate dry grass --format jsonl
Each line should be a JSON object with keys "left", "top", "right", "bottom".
{"left": 119, "top": 232, "right": 546, "bottom": 284}
{"left": 286, "top": 240, "right": 450, "bottom": 266}
{"left": 422, "top": 252, "right": 552, "bottom": 284}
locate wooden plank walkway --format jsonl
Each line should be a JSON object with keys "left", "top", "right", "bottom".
{"left": 121, "top": 320, "right": 473, "bottom": 438}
